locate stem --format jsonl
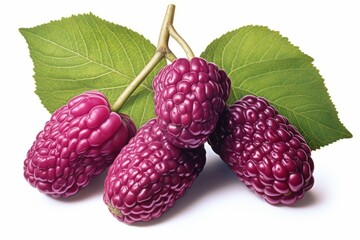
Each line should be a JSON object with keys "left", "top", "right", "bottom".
{"left": 157, "top": 4, "right": 175, "bottom": 51}
{"left": 166, "top": 51, "right": 177, "bottom": 62}
{"left": 111, "top": 52, "right": 164, "bottom": 112}
{"left": 168, "top": 25, "right": 195, "bottom": 59}
{"left": 111, "top": 5, "right": 176, "bottom": 112}
{"left": 111, "top": 4, "right": 195, "bottom": 112}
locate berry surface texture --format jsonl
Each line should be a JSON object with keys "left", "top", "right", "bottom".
{"left": 153, "top": 57, "right": 230, "bottom": 149}
{"left": 209, "top": 95, "right": 314, "bottom": 204}
{"left": 24, "top": 91, "right": 136, "bottom": 197}
{"left": 103, "top": 119, "right": 206, "bottom": 223}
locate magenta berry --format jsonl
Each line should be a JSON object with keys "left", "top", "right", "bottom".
{"left": 23, "top": 91, "right": 136, "bottom": 198}
{"left": 153, "top": 57, "right": 231, "bottom": 149}
{"left": 208, "top": 95, "right": 314, "bottom": 205}
{"left": 103, "top": 118, "right": 206, "bottom": 224}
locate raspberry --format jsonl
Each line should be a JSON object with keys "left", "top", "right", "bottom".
{"left": 208, "top": 95, "right": 314, "bottom": 205}
{"left": 103, "top": 118, "right": 206, "bottom": 224}
{"left": 153, "top": 57, "right": 231, "bottom": 149}
{"left": 23, "top": 91, "right": 136, "bottom": 198}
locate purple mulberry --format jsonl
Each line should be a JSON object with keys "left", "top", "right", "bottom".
{"left": 24, "top": 91, "right": 136, "bottom": 198}
{"left": 153, "top": 57, "right": 231, "bottom": 149}
{"left": 208, "top": 95, "right": 314, "bottom": 205}
{"left": 103, "top": 118, "right": 206, "bottom": 224}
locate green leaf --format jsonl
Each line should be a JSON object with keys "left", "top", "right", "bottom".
{"left": 201, "top": 25, "right": 352, "bottom": 150}
{"left": 20, "top": 13, "right": 165, "bottom": 128}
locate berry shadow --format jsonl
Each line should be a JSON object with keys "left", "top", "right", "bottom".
{"left": 52, "top": 152, "right": 320, "bottom": 221}
{"left": 134, "top": 155, "right": 244, "bottom": 226}
{"left": 135, "top": 156, "right": 321, "bottom": 226}
{"left": 53, "top": 170, "right": 108, "bottom": 203}
{"left": 290, "top": 189, "right": 320, "bottom": 208}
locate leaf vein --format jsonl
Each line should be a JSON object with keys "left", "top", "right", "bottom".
{"left": 73, "top": 18, "right": 89, "bottom": 58}
{"left": 88, "top": 16, "right": 104, "bottom": 65}
{"left": 36, "top": 71, "right": 116, "bottom": 82}
{"left": 23, "top": 30, "right": 133, "bottom": 80}
{"left": 101, "top": 23, "right": 137, "bottom": 77}
{"left": 243, "top": 32, "right": 272, "bottom": 65}
{"left": 229, "top": 27, "right": 253, "bottom": 70}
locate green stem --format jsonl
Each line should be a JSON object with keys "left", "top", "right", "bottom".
{"left": 157, "top": 4, "right": 175, "bottom": 51}
{"left": 111, "top": 52, "right": 164, "bottom": 112}
{"left": 166, "top": 51, "right": 177, "bottom": 62}
{"left": 111, "top": 4, "right": 195, "bottom": 112}
{"left": 168, "top": 25, "right": 195, "bottom": 59}
{"left": 111, "top": 4, "right": 175, "bottom": 112}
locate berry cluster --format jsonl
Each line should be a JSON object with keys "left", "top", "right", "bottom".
{"left": 103, "top": 58, "right": 314, "bottom": 223}
{"left": 103, "top": 57, "right": 231, "bottom": 223}
{"left": 23, "top": 58, "right": 315, "bottom": 224}
{"left": 22, "top": 5, "right": 315, "bottom": 225}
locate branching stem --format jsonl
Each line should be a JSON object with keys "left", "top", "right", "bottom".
{"left": 111, "top": 52, "right": 164, "bottom": 112}
{"left": 111, "top": 4, "right": 195, "bottom": 112}
{"left": 168, "top": 25, "right": 195, "bottom": 59}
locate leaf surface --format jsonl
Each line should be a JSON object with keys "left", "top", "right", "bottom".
{"left": 201, "top": 25, "right": 352, "bottom": 149}
{"left": 20, "top": 13, "right": 165, "bottom": 127}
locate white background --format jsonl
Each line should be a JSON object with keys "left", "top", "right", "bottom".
{"left": 1, "top": 0, "right": 359, "bottom": 239}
